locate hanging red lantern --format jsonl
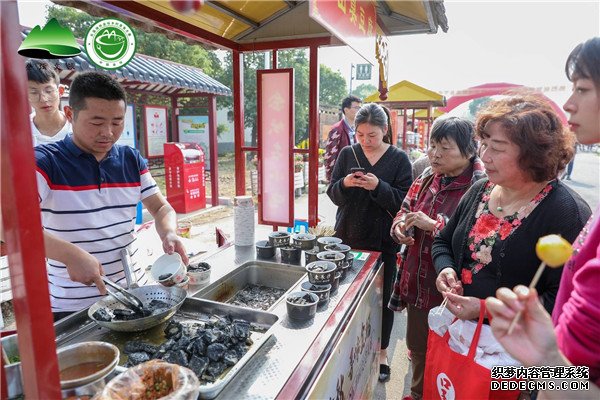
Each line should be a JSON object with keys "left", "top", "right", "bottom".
{"left": 170, "top": 0, "right": 203, "bottom": 14}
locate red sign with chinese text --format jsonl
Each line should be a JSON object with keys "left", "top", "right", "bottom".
{"left": 310, "top": 0, "right": 377, "bottom": 64}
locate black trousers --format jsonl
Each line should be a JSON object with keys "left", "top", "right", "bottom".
{"left": 381, "top": 251, "right": 396, "bottom": 350}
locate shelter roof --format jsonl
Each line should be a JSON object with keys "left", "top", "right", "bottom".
{"left": 364, "top": 80, "right": 446, "bottom": 108}
{"left": 414, "top": 108, "right": 446, "bottom": 119}
{"left": 21, "top": 27, "right": 231, "bottom": 96}
{"left": 54, "top": 1, "right": 449, "bottom": 50}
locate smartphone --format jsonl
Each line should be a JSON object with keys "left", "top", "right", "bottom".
{"left": 351, "top": 167, "right": 365, "bottom": 177}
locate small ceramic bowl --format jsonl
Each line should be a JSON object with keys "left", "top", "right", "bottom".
{"left": 187, "top": 262, "right": 211, "bottom": 286}
{"left": 256, "top": 240, "right": 275, "bottom": 259}
{"left": 304, "top": 246, "right": 320, "bottom": 265}
{"left": 306, "top": 260, "right": 337, "bottom": 285}
{"left": 286, "top": 291, "right": 318, "bottom": 320}
{"left": 301, "top": 282, "right": 331, "bottom": 306}
{"left": 325, "top": 243, "right": 351, "bottom": 260}
{"left": 280, "top": 246, "right": 301, "bottom": 265}
{"left": 268, "top": 231, "right": 290, "bottom": 248}
{"left": 292, "top": 233, "right": 317, "bottom": 250}
{"left": 174, "top": 275, "right": 190, "bottom": 290}
{"left": 330, "top": 271, "right": 341, "bottom": 294}
{"left": 151, "top": 253, "right": 186, "bottom": 287}
{"left": 317, "top": 236, "right": 342, "bottom": 252}
{"left": 345, "top": 252, "right": 355, "bottom": 269}
{"left": 316, "top": 251, "right": 345, "bottom": 273}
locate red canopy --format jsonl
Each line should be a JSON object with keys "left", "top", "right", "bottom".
{"left": 439, "top": 82, "right": 568, "bottom": 125}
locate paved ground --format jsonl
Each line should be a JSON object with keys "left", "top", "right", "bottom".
{"left": 183, "top": 152, "right": 598, "bottom": 400}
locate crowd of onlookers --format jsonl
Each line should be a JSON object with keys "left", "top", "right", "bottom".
{"left": 323, "top": 37, "right": 600, "bottom": 399}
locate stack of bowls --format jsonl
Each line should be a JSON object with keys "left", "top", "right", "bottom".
{"left": 317, "top": 236, "right": 342, "bottom": 252}
{"left": 316, "top": 251, "right": 345, "bottom": 279}
{"left": 306, "top": 260, "right": 336, "bottom": 285}
{"left": 300, "top": 282, "right": 331, "bottom": 306}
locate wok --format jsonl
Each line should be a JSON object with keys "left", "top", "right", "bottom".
{"left": 88, "top": 249, "right": 187, "bottom": 332}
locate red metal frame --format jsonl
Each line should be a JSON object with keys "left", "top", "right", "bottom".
{"left": 239, "top": 36, "right": 334, "bottom": 51}
{"left": 277, "top": 252, "right": 382, "bottom": 399}
{"left": 143, "top": 104, "right": 169, "bottom": 159}
{"left": 233, "top": 50, "right": 246, "bottom": 196}
{"left": 308, "top": 44, "right": 320, "bottom": 228}
{"left": 256, "top": 68, "right": 295, "bottom": 227}
{"left": 207, "top": 95, "right": 219, "bottom": 207}
{"left": 1, "top": 2, "right": 61, "bottom": 398}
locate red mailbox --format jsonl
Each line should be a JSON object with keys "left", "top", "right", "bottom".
{"left": 164, "top": 142, "right": 206, "bottom": 213}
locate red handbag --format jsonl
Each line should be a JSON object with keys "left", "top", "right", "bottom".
{"left": 423, "top": 300, "right": 520, "bottom": 400}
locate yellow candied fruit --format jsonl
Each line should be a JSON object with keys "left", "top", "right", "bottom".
{"left": 535, "top": 234, "right": 573, "bottom": 268}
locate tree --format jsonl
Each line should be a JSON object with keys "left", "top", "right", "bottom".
{"left": 320, "top": 65, "right": 347, "bottom": 107}
{"left": 46, "top": 5, "right": 222, "bottom": 77}
{"left": 351, "top": 83, "right": 378, "bottom": 101}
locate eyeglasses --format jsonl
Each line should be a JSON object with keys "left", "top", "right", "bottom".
{"left": 28, "top": 88, "right": 59, "bottom": 102}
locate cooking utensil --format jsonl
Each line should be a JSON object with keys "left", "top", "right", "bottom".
{"left": 88, "top": 249, "right": 187, "bottom": 332}
{"left": 101, "top": 277, "right": 145, "bottom": 315}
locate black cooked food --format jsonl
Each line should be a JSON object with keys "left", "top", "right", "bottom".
{"left": 112, "top": 309, "right": 138, "bottom": 321}
{"left": 288, "top": 294, "right": 316, "bottom": 305}
{"left": 124, "top": 341, "right": 158, "bottom": 355}
{"left": 188, "top": 262, "right": 211, "bottom": 272}
{"left": 158, "top": 273, "right": 173, "bottom": 281}
{"left": 92, "top": 308, "right": 112, "bottom": 322}
{"left": 228, "top": 284, "right": 286, "bottom": 311}
{"left": 125, "top": 351, "right": 150, "bottom": 367}
{"left": 122, "top": 315, "right": 254, "bottom": 385}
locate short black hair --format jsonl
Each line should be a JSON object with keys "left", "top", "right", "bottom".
{"left": 25, "top": 59, "right": 60, "bottom": 85}
{"left": 341, "top": 95, "right": 362, "bottom": 111}
{"left": 566, "top": 37, "right": 600, "bottom": 90}
{"left": 430, "top": 116, "right": 477, "bottom": 159}
{"left": 69, "top": 72, "right": 127, "bottom": 113}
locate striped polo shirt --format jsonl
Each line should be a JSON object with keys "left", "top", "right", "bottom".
{"left": 35, "top": 135, "right": 159, "bottom": 312}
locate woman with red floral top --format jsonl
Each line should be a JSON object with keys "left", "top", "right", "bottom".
{"left": 389, "top": 116, "right": 485, "bottom": 400}
{"left": 432, "top": 95, "right": 591, "bottom": 322}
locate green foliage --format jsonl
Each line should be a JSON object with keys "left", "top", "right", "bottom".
{"left": 351, "top": 83, "right": 378, "bottom": 101}
{"left": 46, "top": 5, "right": 223, "bottom": 78}
{"left": 320, "top": 65, "right": 347, "bottom": 107}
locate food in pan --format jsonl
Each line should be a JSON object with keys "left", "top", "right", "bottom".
{"left": 92, "top": 299, "right": 172, "bottom": 323}
{"left": 123, "top": 316, "right": 254, "bottom": 384}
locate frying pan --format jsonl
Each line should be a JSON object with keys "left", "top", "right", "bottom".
{"left": 88, "top": 249, "right": 187, "bottom": 332}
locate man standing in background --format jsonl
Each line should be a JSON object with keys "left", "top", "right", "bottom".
{"left": 26, "top": 59, "right": 71, "bottom": 146}
{"left": 324, "top": 95, "right": 362, "bottom": 181}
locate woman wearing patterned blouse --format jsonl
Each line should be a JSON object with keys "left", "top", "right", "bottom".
{"left": 432, "top": 95, "right": 591, "bottom": 320}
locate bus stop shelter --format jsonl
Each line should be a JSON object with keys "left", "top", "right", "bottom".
{"left": 1, "top": 1, "right": 449, "bottom": 398}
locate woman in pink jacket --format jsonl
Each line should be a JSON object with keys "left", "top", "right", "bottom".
{"left": 486, "top": 37, "right": 600, "bottom": 399}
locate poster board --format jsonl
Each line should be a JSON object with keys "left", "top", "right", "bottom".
{"left": 257, "top": 69, "right": 294, "bottom": 226}
{"left": 177, "top": 114, "right": 210, "bottom": 171}
{"left": 116, "top": 104, "right": 136, "bottom": 148}
{"left": 143, "top": 105, "right": 168, "bottom": 158}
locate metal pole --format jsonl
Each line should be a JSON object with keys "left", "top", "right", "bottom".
{"left": 308, "top": 45, "right": 320, "bottom": 227}
{"left": 233, "top": 50, "right": 246, "bottom": 195}
{"left": 349, "top": 63, "right": 355, "bottom": 95}
{"left": 208, "top": 95, "right": 219, "bottom": 207}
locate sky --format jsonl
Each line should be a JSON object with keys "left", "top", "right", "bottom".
{"left": 17, "top": 0, "right": 600, "bottom": 105}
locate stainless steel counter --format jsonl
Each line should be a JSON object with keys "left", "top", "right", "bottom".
{"left": 190, "top": 244, "right": 380, "bottom": 399}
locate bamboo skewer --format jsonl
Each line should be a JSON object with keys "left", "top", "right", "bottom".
{"left": 507, "top": 261, "right": 546, "bottom": 335}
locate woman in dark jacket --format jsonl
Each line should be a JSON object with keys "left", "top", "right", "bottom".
{"left": 389, "top": 117, "right": 485, "bottom": 400}
{"left": 432, "top": 95, "right": 591, "bottom": 321}
{"left": 327, "top": 103, "right": 412, "bottom": 382}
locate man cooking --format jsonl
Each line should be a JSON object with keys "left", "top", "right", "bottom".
{"left": 35, "top": 71, "right": 188, "bottom": 321}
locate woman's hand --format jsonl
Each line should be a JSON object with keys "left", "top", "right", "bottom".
{"left": 405, "top": 211, "right": 436, "bottom": 232}
{"left": 342, "top": 173, "right": 365, "bottom": 188}
{"left": 436, "top": 267, "right": 463, "bottom": 295}
{"left": 486, "top": 286, "right": 561, "bottom": 367}
{"left": 353, "top": 173, "right": 379, "bottom": 191}
{"left": 391, "top": 220, "right": 415, "bottom": 245}
{"left": 444, "top": 292, "right": 480, "bottom": 320}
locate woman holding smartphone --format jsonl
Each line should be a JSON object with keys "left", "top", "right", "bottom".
{"left": 327, "top": 103, "right": 413, "bottom": 382}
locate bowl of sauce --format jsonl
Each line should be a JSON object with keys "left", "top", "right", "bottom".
{"left": 57, "top": 341, "right": 119, "bottom": 389}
